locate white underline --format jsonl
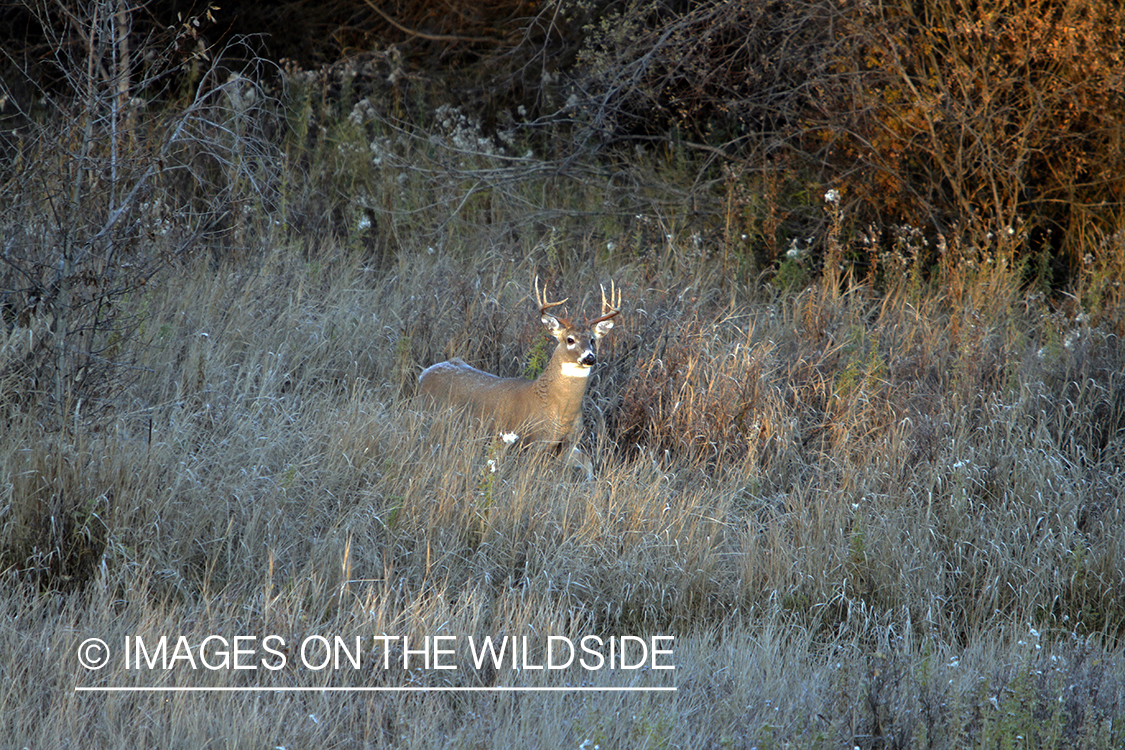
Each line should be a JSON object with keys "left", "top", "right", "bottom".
{"left": 75, "top": 686, "right": 676, "bottom": 693}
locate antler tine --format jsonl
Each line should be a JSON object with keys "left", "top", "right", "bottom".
{"left": 605, "top": 280, "right": 622, "bottom": 315}
{"left": 534, "top": 274, "right": 568, "bottom": 315}
{"left": 588, "top": 280, "right": 621, "bottom": 326}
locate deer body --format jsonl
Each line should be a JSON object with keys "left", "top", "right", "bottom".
{"left": 417, "top": 279, "right": 620, "bottom": 477}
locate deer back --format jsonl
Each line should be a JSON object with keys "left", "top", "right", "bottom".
{"left": 418, "top": 358, "right": 551, "bottom": 441}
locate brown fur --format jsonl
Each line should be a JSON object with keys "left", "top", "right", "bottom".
{"left": 417, "top": 280, "right": 621, "bottom": 478}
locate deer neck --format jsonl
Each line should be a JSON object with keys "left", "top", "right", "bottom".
{"left": 536, "top": 350, "right": 592, "bottom": 415}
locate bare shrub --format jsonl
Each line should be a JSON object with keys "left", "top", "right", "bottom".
{"left": 571, "top": 0, "right": 826, "bottom": 147}
{"left": 568, "top": 0, "right": 1125, "bottom": 287}
{"left": 820, "top": 0, "right": 1125, "bottom": 271}
{"left": 0, "top": 1, "right": 282, "bottom": 421}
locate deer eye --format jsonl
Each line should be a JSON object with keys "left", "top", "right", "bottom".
{"left": 566, "top": 336, "right": 576, "bottom": 345}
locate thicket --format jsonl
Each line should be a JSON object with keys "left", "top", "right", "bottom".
{"left": 8, "top": 0, "right": 1125, "bottom": 286}
{"left": 571, "top": 0, "right": 1125, "bottom": 293}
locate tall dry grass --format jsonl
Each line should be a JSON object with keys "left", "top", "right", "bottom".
{"left": 3, "top": 232, "right": 1123, "bottom": 747}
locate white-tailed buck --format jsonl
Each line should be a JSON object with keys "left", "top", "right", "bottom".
{"left": 417, "top": 278, "right": 621, "bottom": 478}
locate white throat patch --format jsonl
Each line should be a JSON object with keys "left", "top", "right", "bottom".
{"left": 560, "top": 361, "right": 592, "bottom": 378}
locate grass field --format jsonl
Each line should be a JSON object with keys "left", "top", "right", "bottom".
{"left": 2, "top": 49, "right": 1124, "bottom": 748}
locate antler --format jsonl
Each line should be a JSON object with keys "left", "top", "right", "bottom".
{"left": 534, "top": 275, "right": 568, "bottom": 316}
{"left": 587, "top": 280, "right": 621, "bottom": 326}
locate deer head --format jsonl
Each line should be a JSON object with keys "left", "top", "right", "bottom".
{"left": 534, "top": 275, "right": 620, "bottom": 377}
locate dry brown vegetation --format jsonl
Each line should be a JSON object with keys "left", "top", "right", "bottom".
{"left": 5, "top": 243, "right": 1124, "bottom": 747}
{"left": 3, "top": 1, "right": 1125, "bottom": 748}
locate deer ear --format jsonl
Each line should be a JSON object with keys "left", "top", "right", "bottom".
{"left": 541, "top": 314, "right": 565, "bottom": 336}
{"left": 592, "top": 318, "right": 614, "bottom": 339}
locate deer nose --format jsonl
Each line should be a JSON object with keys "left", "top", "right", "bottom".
{"left": 579, "top": 350, "right": 597, "bottom": 366}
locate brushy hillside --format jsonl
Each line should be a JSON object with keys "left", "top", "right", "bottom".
{"left": 2, "top": 2, "right": 1125, "bottom": 747}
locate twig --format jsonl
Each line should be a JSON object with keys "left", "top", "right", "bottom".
{"left": 364, "top": 1, "right": 502, "bottom": 44}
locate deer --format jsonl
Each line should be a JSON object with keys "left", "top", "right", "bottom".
{"left": 417, "top": 277, "right": 621, "bottom": 479}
